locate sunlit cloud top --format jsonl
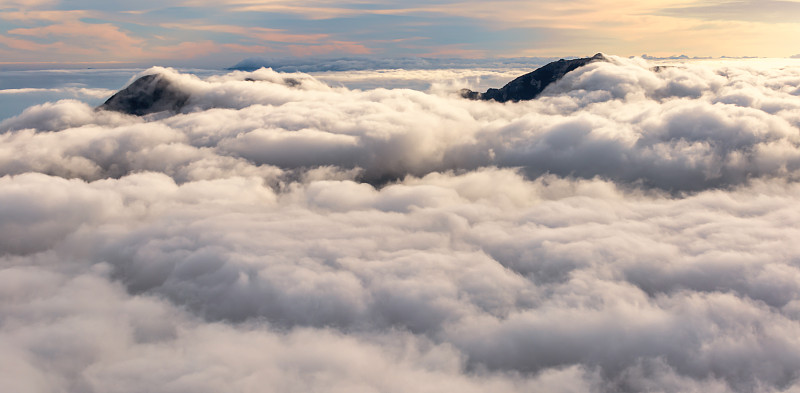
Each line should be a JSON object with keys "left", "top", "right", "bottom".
{"left": 2, "top": 0, "right": 800, "bottom": 67}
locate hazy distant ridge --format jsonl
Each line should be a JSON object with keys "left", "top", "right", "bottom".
{"left": 230, "top": 56, "right": 564, "bottom": 72}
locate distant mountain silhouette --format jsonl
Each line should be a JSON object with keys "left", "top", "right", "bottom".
{"left": 98, "top": 74, "right": 190, "bottom": 116}
{"left": 461, "top": 53, "right": 607, "bottom": 102}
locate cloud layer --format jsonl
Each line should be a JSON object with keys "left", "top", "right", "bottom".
{"left": 2, "top": 57, "right": 800, "bottom": 392}
{"left": 3, "top": 57, "right": 800, "bottom": 190}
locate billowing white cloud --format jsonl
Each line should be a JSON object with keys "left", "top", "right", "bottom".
{"left": 2, "top": 57, "right": 800, "bottom": 392}
{"left": 4, "top": 58, "right": 800, "bottom": 189}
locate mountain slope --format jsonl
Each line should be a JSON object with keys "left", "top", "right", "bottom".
{"left": 461, "top": 53, "right": 607, "bottom": 102}
{"left": 98, "top": 74, "right": 190, "bottom": 116}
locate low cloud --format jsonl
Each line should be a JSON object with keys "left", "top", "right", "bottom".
{"left": 4, "top": 58, "right": 800, "bottom": 190}
{"left": 2, "top": 57, "right": 800, "bottom": 392}
{"left": 0, "top": 87, "right": 114, "bottom": 98}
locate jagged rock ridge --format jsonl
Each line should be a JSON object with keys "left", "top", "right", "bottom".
{"left": 461, "top": 53, "right": 607, "bottom": 102}
{"left": 98, "top": 74, "right": 190, "bottom": 116}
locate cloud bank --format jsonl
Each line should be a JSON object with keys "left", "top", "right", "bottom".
{"left": 4, "top": 57, "right": 800, "bottom": 190}
{"left": 2, "top": 57, "right": 800, "bottom": 392}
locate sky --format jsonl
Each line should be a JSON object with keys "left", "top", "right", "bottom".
{"left": 3, "top": 2, "right": 800, "bottom": 392}
{"left": 2, "top": 0, "right": 800, "bottom": 68}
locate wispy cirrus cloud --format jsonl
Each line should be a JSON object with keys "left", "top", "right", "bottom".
{"left": 8, "top": 20, "right": 145, "bottom": 50}
{"left": 1, "top": 1, "right": 799, "bottom": 70}
{"left": 0, "top": 1, "right": 381, "bottom": 66}
{"left": 0, "top": 18, "right": 218, "bottom": 63}
{"left": 0, "top": 0, "right": 56, "bottom": 6}
{"left": 658, "top": 0, "right": 800, "bottom": 22}
{"left": 160, "top": 24, "right": 331, "bottom": 43}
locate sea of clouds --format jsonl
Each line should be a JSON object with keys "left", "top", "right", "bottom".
{"left": 2, "top": 56, "right": 800, "bottom": 392}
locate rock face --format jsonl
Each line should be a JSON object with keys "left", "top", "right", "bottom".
{"left": 99, "top": 74, "right": 190, "bottom": 116}
{"left": 461, "top": 53, "right": 607, "bottom": 102}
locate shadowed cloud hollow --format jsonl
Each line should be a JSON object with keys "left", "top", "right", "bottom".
{"left": 2, "top": 57, "right": 800, "bottom": 393}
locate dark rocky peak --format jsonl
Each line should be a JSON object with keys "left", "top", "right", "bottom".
{"left": 98, "top": 72, "right": 307, "bottom": 116}
{"left": 461, "top": 53, "right": 608, "bottom": 102}
{"left": 244, "top": 76, "right": 301, "bottom": 86}
{"left": 98, "top": 73, "right": 190, "bottom": 116}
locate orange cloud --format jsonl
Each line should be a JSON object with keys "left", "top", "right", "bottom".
{"left": 390, "top": 0, "right": 800, "bottom": 57}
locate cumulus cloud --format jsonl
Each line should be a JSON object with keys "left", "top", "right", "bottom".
{"left": 1, "top": 263, "right": 600, "bottom": 393}
{"left": 5, "top": 58, "right": 800, "bottom": 190}
{"left": 2, "top": 57, "right": 800, "bottom": 392}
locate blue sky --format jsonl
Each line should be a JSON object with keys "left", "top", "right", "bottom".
{"left": 2, "top": 0, "right": 800, "bottom": 68}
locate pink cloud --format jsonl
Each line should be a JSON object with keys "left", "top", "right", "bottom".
{"left": 0, "top": 10, "right": 92, "bottom": 22}
{"left": 221, "top": 43, "right": 277, "bottom": 54}
{"left": 158, "top": 22, "right": 372, "bottom": 58}
{"left": 6, "top": 20, "right": 147, "bottom": 60}
{"left": 161, "top": 24, "right": 331, "bottom": 44}
{"left": 418, "top": 45, "right": 488, "bottom": 58}
{"left": 287, "top": 41, "right": 372, "bottom": 57}
{"left": 252, "top": 30, "right": 330, "bottom": 44}
{"left": 9, "top": 21, "right": 143, "bottom": 47}
{"left": 149, "top": 41, "right": 221, "bottom": 59}
{"left": 0, "top": 34, "right": 58, "bottom": 51}
{"left": 0, "top": 0, "right": 56, "bottom": 8}
{"left": 147, "top": 41, "right": 282, "bottom": 60}
{"left": 0, "top": 34, "right": 102, "bottom": 56}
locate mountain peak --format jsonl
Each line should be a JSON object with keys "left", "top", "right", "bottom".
{"left": 98, "top": 73, "right": 190, "bottom": 116}
{"left": 461, "top": 53, "right": 608, "bottom": 102}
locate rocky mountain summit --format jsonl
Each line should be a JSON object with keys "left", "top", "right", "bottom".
{"left": 99, "top": 53, "right": 608, "bottom": 116}
{"left": 97, "top": 72, "right": 308, "bottom": 116}
{"left": 461, "top": 53, "right": 607, "bottom": 102}
{"left": 99, "top": 74, "right": 190, "bottom": 116}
